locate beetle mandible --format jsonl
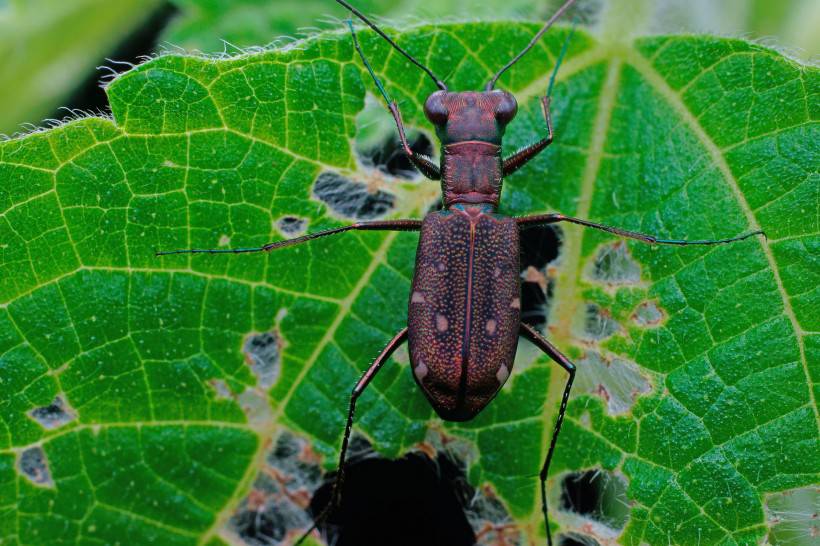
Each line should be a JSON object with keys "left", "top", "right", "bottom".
{"left": 158, "top": 0, "right": 764, "bottom": 542}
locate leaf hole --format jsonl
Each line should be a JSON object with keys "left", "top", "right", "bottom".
{"left": 310, "top": 440, "right": 479, "bottom": 546}
{"left": 573, "top": 351, "right": 651, "bottom": 415}
{"left": 28, "top": 395, "right": 76, "bottom": 430}
{"left": 631, "top": 300, "right": 665, "bottom": 328}
{"left": 765, "top": 487, "right": 819, "bottom": 545}
{"left": 275, "top": 215, "right": 308, "bottom": 237}
{"left": 312, "top": 171, "right": 396, "bottom": 220}
{"left": 18, "top": 446, "right": 54, "bottom": 487}
{"left": 519, "top": 225, "right": 563, "bottom": 330}
{"left": 559, "top": 469, "right": 629, "bottom": 530}
{"left": 361, "top": 131, "right": 434, "bottom": 180}
{"left": 229, "top": 431, "right": 323, "bottom": 544}
{"left": 588, "top": 242, "right": 641, "bottom": 285}
{"left": 581, "top": 303, "right": 620, "bottom": 340}
{"left": 242, "top": 330, "right": 284, "bottom": 389}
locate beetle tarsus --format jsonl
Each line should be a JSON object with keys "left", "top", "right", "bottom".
{"left": 520, "top": 323, "right": 576, "bottom": 546}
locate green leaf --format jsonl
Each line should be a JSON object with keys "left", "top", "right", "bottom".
{"left": 0, "top": 0, "right": 163, "bottom": 135}
{"left": 1, "top": 20, "right": 817, "bottom": 545}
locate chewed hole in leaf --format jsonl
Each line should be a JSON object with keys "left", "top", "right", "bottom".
{"left": 228, "top": 431, "right": 322, "bottom": 544}
{"left": 311, "top": 443, "right": 476, "bottom": 546}
{"left": 588, "top": 242, "right": 641, "bottom": 285}
{"left": 242, "top": 330, "right": 284, "bottom": 389}
{"left": 362, "top": 132, "right": 434, "bottom": 180}
{"left": 18, "top": 446, "right": 53, "bottom": 487}
{"left": 466, "top": 484, "right": 520, "bottom": 545}
{"left": 28, "top": 395, "right": 76, "bottom": 429}
{"left": 573, "top": 351, "right": 651, "bottom": 415}
{"left": 312, "top": 172, "right": 395, "bottom": 220}
{"left": 631, "top": 300, "right": 665, "bottom": 327}
{"left": 581, "top": 303, "right": 620, "bottom": 340}
{"left": 765, "top": 487, "right": 819, "bottom": 545}
{"left": 560, "top": 470, "right": 629, "bottom": 530}
{"left": 413, "top": 433, "right": 515, "bottom": 545}
{"left": 519, "top": 225, "right": 562, "bottom": 330}
{"left": 275, "top": 215, "right": 308, "bottom": 237}
{"left": 208, "top": 379, "right": 232, "bottom": 400}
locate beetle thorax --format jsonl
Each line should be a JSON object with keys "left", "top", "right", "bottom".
{"left": 424, "top": 90, "right": 518, "bottom": 208}
{"left": 441, "top": 141, "right": 503, "bottom": 207}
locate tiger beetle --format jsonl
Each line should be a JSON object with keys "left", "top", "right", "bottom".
{"left": 157, "top": 0, "right": 765, "bottom": 543}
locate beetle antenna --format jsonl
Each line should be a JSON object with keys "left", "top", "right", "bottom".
{"left": 347, "top": 20, "right": 392, "bottom": 104}
{"left": 486, "top": 0, "right": 578, "bottom": 90}
{"left": 546, "top": 17, "right": 578, "bottom": 99}
{"left": 334, "top": 0, "right": 447, "bottom": 90}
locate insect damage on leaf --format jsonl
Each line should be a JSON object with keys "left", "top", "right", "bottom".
{"left": 573, "top": 351, "right": 651, "bottom": 415}
{"left": 243, "top": 330, "right": 285, "bottom": 389}
{"left": 580, "top": 303, "right": 621, "bottom": 340}
{"left": 764, "top": 487, "right": 819, "bottom": 544}
{"left": 630, "top": 300, "right": 664, "bottom": 327}
{"left": 519, "top": 224, "right": 563, "bottom": 330}
{"left": 275, "top": 215, "right": 309, "bottom": 237}
{"left": 587, "top": 242, "right": 642, "bottom": 286}
{"left": 229, "top": 431, "right": 322, "bottom": 544}
{"left": 312, "top": 171, "right": 396, "bottom": 220}
{"left": 559, "top": 469, "right": 629, "bottom": 539}
{"left": 17, "top": 446, "right": 53, "bottom": 487}
{"left": 27, "top": 395, "right": 77, "bottom": 430}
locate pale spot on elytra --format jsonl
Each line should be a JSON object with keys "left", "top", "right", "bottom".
{"left": 486, "top": 319, "right": 497, "bottom": 335}
{"left": 496, "top": 365, "right": 509, "bottom": 384}
{"left": 510, "top": 298, "right": 520, "bottom": 309}
{"left": 411, "top": 291, "right": 425, "bottom": 303}
{"left": 492, "top": 266, "right": 501, "bottom": 278}
{"left": 436, "top": 314, "right": 449, "bottom": 332}
{"left": 415, "top": 361, "right": 428, "bottom": 381}
{"left": 436, "top": 261, "right": 446, "bottom": 272}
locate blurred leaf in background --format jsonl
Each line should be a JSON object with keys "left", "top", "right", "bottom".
{"left": 161, "top": 0, "right": 820, "bottom": 56}
{"left": 649, "top": 0, "right": 819, "bottom": 58}
{"left": 161, "top": 0, "right": 544, "bottom": 52}
{"left": 0, "top": 0, "right": 162, "bottom": 135}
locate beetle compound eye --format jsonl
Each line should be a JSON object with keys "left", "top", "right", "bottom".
{"left": 493, "top": 91, "right": 518, "bottom": 124}
{"left": 424, "top": 91, "right": 449, "bottom": 125}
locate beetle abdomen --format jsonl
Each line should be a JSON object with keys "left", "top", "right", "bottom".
{"left": 407, "top": 206, "right": 520, "bottom": 421}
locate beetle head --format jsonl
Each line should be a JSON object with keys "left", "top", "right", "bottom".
{"left": 424, "top": 90, "right": 518, "bottom": 145}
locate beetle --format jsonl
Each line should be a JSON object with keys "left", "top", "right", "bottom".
{"left": 157, "top": 0, "right": 763, "bottom": 543}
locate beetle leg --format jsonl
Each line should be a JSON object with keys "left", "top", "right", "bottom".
{"left": 517, "top": 213, "right": 765, "bottom": 246}
{"left": 347, "top": 20, "right": 441, "bottom": 180}
{"left": 502, "top": 19, "right": 577, "bottom": 177}
{"left": 296, "top": 328, "right": 409, "bottom": 545}
{"left": 519, "top": 323, "right": 576, "bottom": 546}
{"left": 387, "top": 102, "right": 441, "bottom": 180}
{"left": 502, "top": 96, "right": 554, "bottom": 177}
{"left": 155, "top": 219, "right": 422, "bottom": 256}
